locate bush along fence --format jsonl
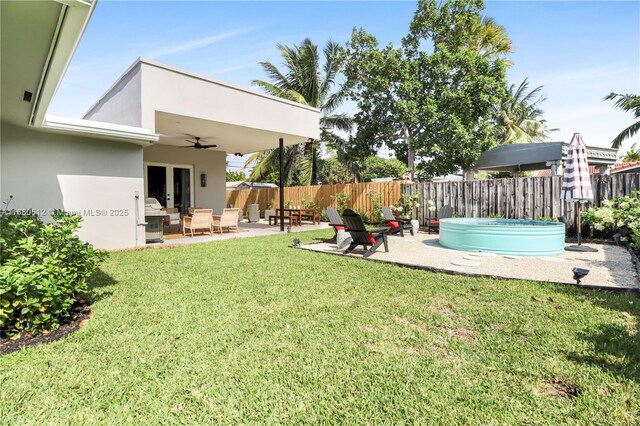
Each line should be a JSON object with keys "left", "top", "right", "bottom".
{"left": 402, "top": 173, "right": 640, "bottom": 233}
{"left": 226, "top": 181, "right": 403, "bottom": 218}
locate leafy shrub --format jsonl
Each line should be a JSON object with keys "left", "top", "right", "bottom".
{"left": 391, "top": 192, "right": 425, "bottom": 218}
{"left": 582, "top": 191, "right": 640, "bottom": 247}
{"left": 538, "top": 216, "right": 558, "bottom": 222}
{"left": 300, "top": 193, "right": 318, "bottom": 210}
{"left": 0, "top": 210, "right": 106, "bottom": 336}
{"left": 330, "top": 191, "right": 350, "bottom": 214}
{"left": 365, "top": 189, "right": 384, "bottom": 224}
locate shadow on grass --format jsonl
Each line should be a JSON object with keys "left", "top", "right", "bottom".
{"left": 551, "top": 285, "right": 640, "bottom": 384}
{"left": 86, "top": 269, "right": 118, "bottom": 303}
{"left": 567, "top": 323, "right": 640, "bottom": 384}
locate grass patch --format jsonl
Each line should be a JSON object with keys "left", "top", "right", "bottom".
{"left": 1, "top": 229, "right": 638, "bottom": 424}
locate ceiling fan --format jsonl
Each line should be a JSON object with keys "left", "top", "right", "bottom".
{"left": 181, "top": 136, "right": 217, "bottom": 149}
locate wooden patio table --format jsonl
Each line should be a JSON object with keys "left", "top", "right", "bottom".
{"left": 274, "top": 208, "right": 302, "bottom": 226}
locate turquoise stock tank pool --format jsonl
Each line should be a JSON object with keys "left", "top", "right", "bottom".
{"left": 439, "top": 218, "right": 566, "bottom": 256}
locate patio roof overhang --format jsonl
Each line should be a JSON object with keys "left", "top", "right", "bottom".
{"left": 84, "top": 58, "right": 320, "bottom": 153}
{"left": 474, "top": 142, "right": 619, "bottom": 172}
{"left": 1, "top": 0, "right": 96, "bottom": 128}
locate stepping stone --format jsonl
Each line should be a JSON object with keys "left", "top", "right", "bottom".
{"left": 463, "top": 255, "right": 484, "bottom": 261}
{"left": 451, "top": 259, "right": 481, "bottom": 267}
{"left": 504, "top": 255, "right": 523, "bottom": 259}
{"left": 467, "top": 252, "right": 497, "bottom": 257}
{"left": 536, "top": 256, "right": 566, "bottom": 263}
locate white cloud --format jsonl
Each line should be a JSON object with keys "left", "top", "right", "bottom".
{"left": 148, "top": 28, "right": 255, "bottom": 58}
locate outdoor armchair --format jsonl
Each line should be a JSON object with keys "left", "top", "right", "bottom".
{"left": 381, "top": 206, "right": 414, "bottom": 237}
{"left": 162, "top": 207, "right": 181, "bottom": 233}
{"left": 326, "top": 207, "right": 346, "bottom": 241}
{"left": 341, "top": 208, "right": 389, "bottom": 258}
{"left": 427, "top": 205, "right": 453, "bottom": 234}
{"left": 213, "top": 208, "right": 240, "bottom": 233}
{"left": 182, "top": 209, "right": 213, "bottom": 237}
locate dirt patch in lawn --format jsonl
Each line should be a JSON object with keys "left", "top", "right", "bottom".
{"left": 534, "top": 376, "right": 582, "bottom": 399}
{"left": 445, "top": 327, "right": 476, "bottom": 342}
{"left": 0, "top": 303, "right": 93, "bottom": 357}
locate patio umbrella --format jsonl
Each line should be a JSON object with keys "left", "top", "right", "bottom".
{"left": 561, "top": 133, "right": 597, "bottom": 252}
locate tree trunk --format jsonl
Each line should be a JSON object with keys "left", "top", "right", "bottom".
{"left": 403, "top": 125, "right": 415, "bottom": 180}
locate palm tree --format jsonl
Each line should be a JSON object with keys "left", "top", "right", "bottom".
{"left": 474, "top": 17, "right": 513, "bottom": 64}
{"left": 493, "top": 78, "right": 557, "bottom": 144}
{"left": 244, "top": 38, "right": 353, "bottom": 186}
{"left": 605, "top": 93, "right": 640, "bottom": 149}
{"left": 622, "top": 143, "right": 640, "bottom": 162}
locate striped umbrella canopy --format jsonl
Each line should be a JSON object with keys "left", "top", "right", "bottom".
{"left": 561, "top": 133, "right": 593, "bottom": 202}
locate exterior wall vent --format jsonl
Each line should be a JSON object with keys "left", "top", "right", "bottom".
{"left": 23, "top": 91, "right": 33, "bottom": 102}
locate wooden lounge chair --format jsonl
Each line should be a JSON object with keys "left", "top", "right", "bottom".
{"left": 182, "top": 209, "right": 213, "bottom": 237}
{"left": 326, "top": 207, "right": 346, "bottom": 241}
{"left": 381, "top": 206, "right": 414, "bottom": 237}
{"left": 341, "top": 209, "right": 389, "bottom": 258}
{"left": 427, "top": 205, "right": 453, "bottom": 234}
{"left": 213, "top": 208, "right": 240, "bottom": 233}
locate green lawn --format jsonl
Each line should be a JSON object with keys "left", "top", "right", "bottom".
{"left": 1, "top": 230, "right": 638, "bottom": 424}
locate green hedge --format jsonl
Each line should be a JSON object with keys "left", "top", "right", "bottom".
{"left": 0, "top": 210, "right": 106, "bottom": 336}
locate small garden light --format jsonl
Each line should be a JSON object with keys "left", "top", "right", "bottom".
{"left": 572, "top": 267, "right": 590, "bottom": 285}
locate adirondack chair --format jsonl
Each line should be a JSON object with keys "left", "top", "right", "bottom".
{"left": 341, "top": 209, "right": 389, "bottom": 258}
{"left": 381, "top": 206, "right": 414, "bottom": 237}
{"left": 427, "top": 205, "right": 454, "bottom": 234}
{"left": 326, "top": 207, "right": 346, "bottom": 241}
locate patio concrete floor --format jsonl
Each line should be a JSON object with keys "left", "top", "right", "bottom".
{"left": 300, "top": 233, "right": 640, "bottom": 291}
{"left": 147, "top": 220, "right": 330, "bottom": 247}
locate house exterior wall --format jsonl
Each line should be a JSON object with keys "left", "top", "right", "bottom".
{"left": 0, "top": 122, "right": 146, "bottom": 249}
{"left": 142, "top": 144, "right": 227, "bottom": 213}
{"left": 83, "top": 63, "right": 142, "bottom": 127}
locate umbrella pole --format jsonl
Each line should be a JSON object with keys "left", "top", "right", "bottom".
{"left": 576, "top": 203, "right": 582, "bottom": 246}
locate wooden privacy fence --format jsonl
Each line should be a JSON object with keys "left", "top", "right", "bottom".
{"left": 402, "top": 173, "right": 640, "bottom": 231}
{"left": 226, "top": 181, "right": 403, "bottom": 214}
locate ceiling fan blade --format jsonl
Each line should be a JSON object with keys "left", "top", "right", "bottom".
{"left": 200, "top": 144, "right": 218, "bottom": 148}
{"left": 184, "top": 139, "right": 197, "bottom": 144}
{"left": 179, "top": 145, "right": 195, "bottom": 148}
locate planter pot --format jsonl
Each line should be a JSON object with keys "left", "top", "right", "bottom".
{"left": 411, "top": 219, "right": 419, "bottom": 235}
{"left": 336, "top": 229, "right": 352, "bottom": 249}
{"left": 264, "top": 209, "right": 276, "bottom": 221}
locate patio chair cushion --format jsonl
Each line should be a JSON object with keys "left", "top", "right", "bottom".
{"left": 431, "top": 220, "right": 440, "bottom": 226}
{"left": 368, "top": 233, "right": 376, "bottom": 245}
{"left": 334, "top": 225, "right": 345, "bottom": 231}
{"left": 387, "top": 220, "right": 400, "bottom": 229}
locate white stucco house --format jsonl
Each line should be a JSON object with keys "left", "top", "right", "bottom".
{"left": 1, "top": 0, "right": 320, "bottom": 249}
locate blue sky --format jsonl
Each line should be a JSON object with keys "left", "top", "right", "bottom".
{"left": 50, "top": 0, "right": 640, "bottom": 169}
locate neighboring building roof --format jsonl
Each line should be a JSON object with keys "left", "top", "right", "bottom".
{"left": 475, "top": 142, "right": 618, "bottom": 172}
{"left": 534, "top": 162, "right": 639, "bottom": 177}
{"left": 610, "top": 161, "right": 640, "bottom": 174}
{"left": 226, "top": 181, "right": 278, "bottom": 190}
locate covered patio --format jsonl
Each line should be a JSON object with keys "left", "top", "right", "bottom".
{"left": 84, "top": 57, "right": 320, "bottom": 235}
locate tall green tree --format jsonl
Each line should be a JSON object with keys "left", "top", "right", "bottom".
{"left": 225, "top": 170, "right": 246, "bottom": 182}
{"left": 361, "top": 156, "right": 408, "bottom": 182}
{"left": 493, "top": 78, "right": 557, "bottom": 144}
{"left": 244, "top": 39, "right": 353, "bottom": 186}
{"left": 342, "top": 0, "right": 508, "bottom": 179}
{"left": 605, "top": 92, "right": 640, "bottom": 149}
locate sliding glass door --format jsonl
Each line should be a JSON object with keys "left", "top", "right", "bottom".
{"left": 145, "top": 163, "right": 194, "bottom": 214}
